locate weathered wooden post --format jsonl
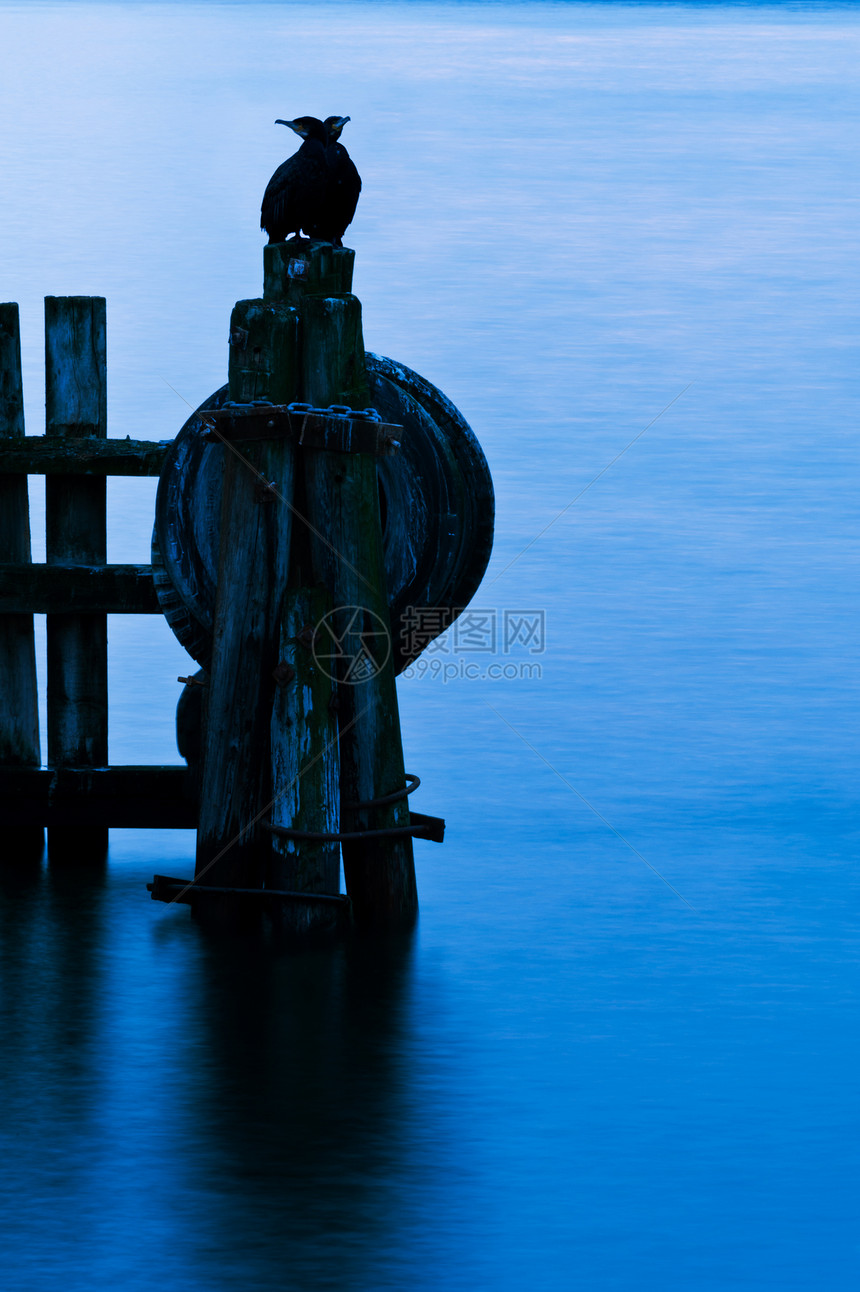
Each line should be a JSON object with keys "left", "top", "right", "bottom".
{"left": 269, "top": 240, "right": 417, "bottom": 929}
{"left": 194, "top": 298, "right": 299, "bottom": 898}
{"left": 192, "top": 240, "right": 418, "bottom": 931}
{"left": 294, "top": 274, "right": 417, "bottom": 929}
{"left": 44, "top": 297, "right": 108, "bottom": 860}
{"left": 267, "top": 580, "right": 341, "bottom": 933}
{"left": 0, "top": 304, "right": 42, "bottom": 860}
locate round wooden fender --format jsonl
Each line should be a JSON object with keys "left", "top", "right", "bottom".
{"left": 152, "top": 353, "right": 495, "bottom": 674}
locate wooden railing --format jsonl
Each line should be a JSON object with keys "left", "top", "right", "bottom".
{"left": 0, "top": 297, "right": 193, "bottom": 861}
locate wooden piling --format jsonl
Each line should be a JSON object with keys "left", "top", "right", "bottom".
{"left": 194, "top": 241, "right": 418, "bottom": 931}
{"left": 302, "top": 448, "right": 418, "bottom": 929}
{"left": 268, "top": 583, "right": 342, "bottom": 935}
{"left": 194, "top": 302, "right": 299, "bottom": 896}
{"left": 44, "top": 296, "right": 108, "bottom": 860}
{"left": 297, "top": 281, "right": 418, "bottom": 929}
{"left": 0, "top": 303, "right": 43, "bottom": 860}
{"left": 301, "top": 295, "right": 369, "bottom": 410}
{"left": 193, "top": 441, "right": 294, "bottom": 892}
{"left": 263, "top": 240, "right": 354, "bottom": 305}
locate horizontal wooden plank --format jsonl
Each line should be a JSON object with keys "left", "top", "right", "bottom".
{"left": 0, "top": 766, "right": 197, "bottom": 827}
{"left": 0, "top": 436, "right": 170, "bottom": 475}
{"left": 0, "top": 564, "right": 160, "bottom": 613}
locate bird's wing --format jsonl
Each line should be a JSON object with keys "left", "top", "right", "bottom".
{"left": 261, "top": 156, "right": 301, "bottom": 232}
{"left": 261, "top": 150, "right": 330, "bottom": 234}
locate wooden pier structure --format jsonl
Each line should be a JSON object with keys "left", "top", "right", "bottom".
{"left": 0, "top": 243, "right": 493, "bottom": 936}
{"left": 0, "top": 297, "right": 192, "bottom": 863}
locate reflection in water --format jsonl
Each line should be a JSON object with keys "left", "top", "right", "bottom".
{"left": 0, "top": 862, "right": 109, "bottom": 1118}
{"left": 0, "top": 864, "right": 111, "bottom": 1282}
{"left": 0, "top": 870, "right": 426, "bottom": 1290}
{"left": 179, "top": 930, "right": 420, "bottom": 1288}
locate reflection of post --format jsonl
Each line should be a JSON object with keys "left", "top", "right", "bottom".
{"left": 45, "top": 296, "right": 108, "bottom": 862}
{"left": 179, "top": 929, "right": 417, "bottom": 1287}
{"left": 0, "top": 865, "right": 109, "bottom": 1167}
{"left": 0, "top": 304, "right": 42, "bottom": 862}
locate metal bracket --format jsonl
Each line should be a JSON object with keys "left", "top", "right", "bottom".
{"left": 202, "top": 402, "right": 402, "bottom": 456}
{"left": 263, "top": 810, "right": 445, "bottom": 844}
{"left": 147, "top": 874, "right": 350, "bottom": 908}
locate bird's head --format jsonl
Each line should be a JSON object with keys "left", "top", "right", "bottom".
{"left": 275, "top": 116, "right": 327, "bottom": 143}
{"left": 323, "top": 115, "right": 351, "bottom": 142}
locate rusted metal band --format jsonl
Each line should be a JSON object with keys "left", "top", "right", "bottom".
{"left": 346, "top": 772, "right": 421, "bottom": 811}
{"left": 262, "top": 809, "right": 444, "bottom": 845}
{"left": 147, "top": 875, "right": 350, "bottom": 906}
{"left": 201, "top": 402, "right": 402, "bottom": 456}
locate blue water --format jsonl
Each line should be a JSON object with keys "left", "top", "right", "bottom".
{"left": 1, "top": 2, "right": 859, "bottom": 1287}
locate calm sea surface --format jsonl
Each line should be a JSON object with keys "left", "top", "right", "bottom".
{"left": 1, "top": 2, "right": 859, "bottom": 1287}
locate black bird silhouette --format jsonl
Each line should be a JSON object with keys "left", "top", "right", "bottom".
{"left": 306, "top": 115, "right": 362, "bottom": 247}
{"left": 260, "top": 116, "right": 328, "bottom": 244}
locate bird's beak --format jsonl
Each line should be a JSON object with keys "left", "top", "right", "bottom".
{"left": 275, "top": 119, "right": 307, "bottom": 137}
{"left": 329, "top": 116, "right": 350, "bottom": 137}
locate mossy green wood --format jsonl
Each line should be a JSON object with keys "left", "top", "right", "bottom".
{"left": 0, "top": 303, "right": 42, "bottom": 859}
{"left": 44, "top": 296, "right": 108, "bottom": 860}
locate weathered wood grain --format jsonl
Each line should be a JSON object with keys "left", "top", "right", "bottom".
{"left": 301, "top": 295, "right": 369, "bottom": 410}
{"left": 192, "top": 242, "right": 419, "bottom": 930}
{"left": 195, "top": 303, "right": 300, "bottom": 898}
{"left": 268, "top": 583, "right": 342, "bottom": 935}
{"left": 0, "top": 302, "right": 43, "bottom": 858}
{"left": 194, "top": 441, "right": 294, "bottom": 892}
{"left": 0, "top": 563, "right": 159, "bottom": 613}
{"left": 304, "top": 451, "right": 418, "bottom": 928}
{"left": 0, "top": 436, "right": 169, "bottom": 475}
{"left": 299, "top": 293, "right": 418, "bottom": 930}
{"left": 263, "top": 239, "right": 354, "bottom": 304}
{"left": 227, "top": 299, "right": 299, "bottom": 404}
{"left": 45, "top": 296, "right": 108, "bottom": 858}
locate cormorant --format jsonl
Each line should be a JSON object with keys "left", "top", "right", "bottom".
{"left": 305, "top": 115, "right": 362, "bottom": 247}
{"left": 260, "top": 116, "right": 328, "bottom": 244}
